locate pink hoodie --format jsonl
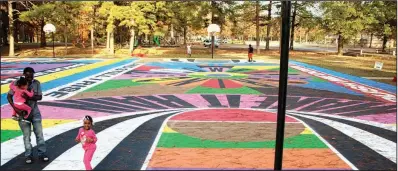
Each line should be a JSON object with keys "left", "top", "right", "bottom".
{"left": 76, "top": 128, "right": 97, "bottom": 150}
{"left": 9, "top": 81, "right": 34, "bottom": 105}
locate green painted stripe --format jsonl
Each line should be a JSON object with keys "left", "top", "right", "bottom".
{"left": 157, "top": 132, "right": 327, "bottom": 148}
{"left": 84, "top": 79, "right": 146, "bottom": 92}
{"left": 311, "top": 77, "right": 328, "bottom": 82}
{"left": 186, "top": 86, "right": 263, "bottom": 95}
{"left": 1, "top": 130, "right": 22, "bottom": 143}
{"left": 269, "top": 67, "right": 299, "bottom": 73}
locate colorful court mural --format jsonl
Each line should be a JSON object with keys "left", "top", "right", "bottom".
{"left": 0, "top": 57, "right": 396, "bottom": 170}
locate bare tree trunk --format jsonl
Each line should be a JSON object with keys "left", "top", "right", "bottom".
{"left": 40, "top": 19, "right": 46, "bottom": 47}
{"left": 382, "top": 34, "right": 388, "bottom": 52}
{"left": 8, "top": 1, "right": 14, "bottom": 57}
{"left": 170, "top": 23, "right": 174, "bottom": 44}
{"left": 369, "top": 33, "right": 373, "bottom": 48}
{"left": 337, "top": 34, "right": 343, "bottom": 56}
{"left": 64, "top": 25, "right": 67, "bottom": 55}
{"left": 129, "top": 28, "right": 135, "bottom": 54}
{"left": 90, "top": 28, "right": 94, "bottom": 54}
{"left": 183, "top": 26, "right": 187, "bottom": 45}
{"left": 256, "top": 0, "right": 260, "bottom": 54}
{"left": 106, "top": 30, "right": 110, "bottom": 50}
{"left": 305, "top": 30, "right": 308, "bottom": 43}
{"left": 290, "top": 1, "right": 297, "bottom": 50}
{"left": 110, "top": 31, "right": 114, "bottom": 54}
{"left": 265, "top": 1, "right": 272, "bottom": 50}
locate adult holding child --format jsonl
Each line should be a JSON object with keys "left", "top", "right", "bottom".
{"left": 7, "top": 67, "right": 49, "bottom": 164}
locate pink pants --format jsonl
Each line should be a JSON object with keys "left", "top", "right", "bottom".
{"left": 13, "top": 103, "right": 31, "bottom": 119}
{"left": 83, "top": 148, "right": 96, "bottom": 170}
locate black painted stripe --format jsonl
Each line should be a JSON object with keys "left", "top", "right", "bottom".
{"left": 95, "top": 112, "right": 178, "bottom": 170}
{"left": 227, "top": 95, "right": 240, "bottom": 108}
{"left": 292, "top": 115, "right": 396, "bottom": 170}
{"left": 201, "top": 95, "right": 227, "bottom": 108}
{"left": 294, "top": 113, "right": 397, "bottom": 143}
{"left": 0, "top": 110, "right": 176, "bottom": 171}
{"left": 218, "top": 79, "right": 226, "bottom": 88}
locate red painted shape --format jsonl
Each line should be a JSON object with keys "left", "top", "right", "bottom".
{"left": 201, "top": 79, "right": 220, "bottom": 88}
{"left": 170, "top": 109, "right": 298, "bottom": 122}
{"left": 393, "top": 76, "right": 396, "bottom": 82}
{"left": 134, "top": 65, "right": 162, "bottom": 71}
{"left": 223, "top": 80, "right": 243, "bottom": 88}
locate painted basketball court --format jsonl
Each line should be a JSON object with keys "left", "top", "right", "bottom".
{"left": 1, "top": 57, "right": 396, "bottom": 170}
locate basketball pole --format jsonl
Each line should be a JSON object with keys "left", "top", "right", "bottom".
{"left": 274, "top": 1, "right": 291, "bottom": 170}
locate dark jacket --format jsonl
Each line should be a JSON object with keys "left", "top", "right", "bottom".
{"left": 248, "top": 46, "right": 254, "bottom": 53}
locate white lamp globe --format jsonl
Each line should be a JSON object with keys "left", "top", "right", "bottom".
{"left": 207, "top": 24, "right": 220, "bottom": 33}
{"left": 43, "top": 24, "right": 56, "bottom": 33}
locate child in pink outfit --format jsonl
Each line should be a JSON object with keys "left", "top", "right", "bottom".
{"left": 9, "top": 77, "right": 34, "bottom": 122}
{"left": 75, "top": 115, "right": 97, "bottom": 170}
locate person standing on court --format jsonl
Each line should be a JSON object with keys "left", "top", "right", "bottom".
{"left": 248, "top": 44, "right": 254, "bottom": 62}
{"left": 7, "top": 67, "right": 49, "bottom": 164}
{"left": 187, "top": 44, "right": 192, "bottom": 58}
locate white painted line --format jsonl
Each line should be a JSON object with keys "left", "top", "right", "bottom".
{"left": 289, "top": 111, "right": 396, "bottom": 132}
{"left": 42, "top": 62, "right": 142, "bottom": 101}
{"left": 140, "top": 111, "right": 184, "bottom": 170}
{"left": 289, "top": 113, "right": 397, "bottom": 163}
{"left": 287, "top": 114, "right": 358, "bottom": 170}
{"left": 43, "top": 110, "right": 178, "bottom": 170}
{"left": 0, "top": 109, "right": 178, "bottom": 166}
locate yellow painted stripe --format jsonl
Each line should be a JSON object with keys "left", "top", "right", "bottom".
{"left": 1, "top": 119, "right": 77, "bottom": 130}
{"left": 300, "top": 128, "right": 313, "bottom": 134}
{"left": 163, "top": 125, "right": 177, "bottom": 133}
{"left": 1, "top": 58, "right": 126, "bottom": 94}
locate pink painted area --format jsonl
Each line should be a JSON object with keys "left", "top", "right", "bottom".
{"left": 169, "top": 108, "right": 299, "bottom": 122}
{"left": 175, "top": 94, "right": 211, "bottom": 108}
{"left": 239, "top": 95, "right": 267, "bottom": 108}
{"left": 134, "top": 65, "right": 162, "bottom": 71}
{"left": 215, "top": 94, "right": 230, "bottom": 107}
{"left": 353, "top": 113, "right": 397, "bottom": 124}
{"left": 114, "top": 74, "right": 136, "bottom": 80}
{"left": 1, "top": 104, "right": 109, "bottom": 120}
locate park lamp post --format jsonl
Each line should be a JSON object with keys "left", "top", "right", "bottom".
{"left": 207, "top": 24, "right": 220, "bottom": 59}
{"left": 43, "top": 23, "right": 56, "bottom": 57}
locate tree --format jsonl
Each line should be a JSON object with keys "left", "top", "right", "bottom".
{"left": 289, "top": 1, "right": 315, "bottom": 50}
{"left": 8, "top": 1, "right": 14, "bottom": 56}
{"left": 365, "top": 1, "right": 397, "bottom": 51}
{"left": 265, "top": 1, "right": 272, "bottom": 50}
{"left": 321, "top": 2, "right": 369, "bottom": 55}
{"left": 19, "top": 2, "right": 56, "bottom": 47}
{"left": 98, "top": 2, "right": 117, "bottom": 54}
{"left": 169, "top": 2, "right": 200, "bottom": 45}
{"left": 255, "top": 0, "right": 260, "bottom": 54}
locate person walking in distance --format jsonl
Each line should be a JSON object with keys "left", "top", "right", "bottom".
{"left": 248, "top": 44, "right": 254, "bottom": 62}
{"left": 187, "top": 44, "right": 192, "bottom": 57}
{"left": 7, "top": 67, "right": 49, "bottom": 164}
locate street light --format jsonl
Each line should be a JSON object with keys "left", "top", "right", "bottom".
{"left": 207, "top": 24, "right": 220, "bottom": 59}
{"left": 43, "top": 23, "right": 56, "bottom": 57}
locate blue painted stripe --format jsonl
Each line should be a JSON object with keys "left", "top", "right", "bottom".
{"left": 1, "top": 59, "right": 136, "bottom": 105}
{"left": 290, "top": 61, "right": 397, "bottom": 94}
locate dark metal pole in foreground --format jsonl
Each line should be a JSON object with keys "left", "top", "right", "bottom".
{"left": 274, "top": 1, "right": 291, "bottom": 170}
{"left": 52, "top": 32, "right": 55, "bottom": 58}
{"left": 211, "top": 34, "right": 214, "bottom": 59}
